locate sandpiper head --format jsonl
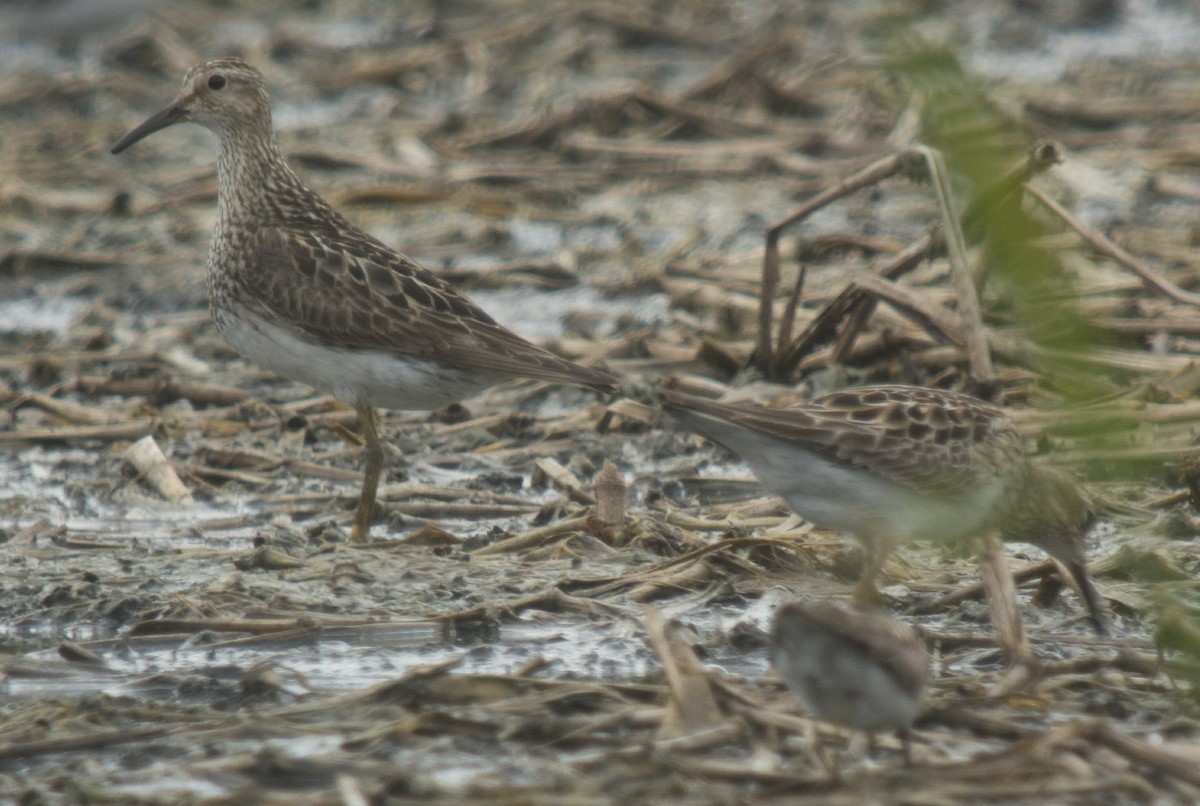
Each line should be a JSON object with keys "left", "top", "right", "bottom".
{"left": 1004, "top": 464, "right": 1108, "bottom": 634}
{"left": 1005, "top": 464, "right": 1090, "bottom": 548}
{"left": 111, "top": 58, "right": 270, "bottom": 154}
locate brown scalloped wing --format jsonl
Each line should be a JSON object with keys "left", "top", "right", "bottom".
{"left": 661, "top": 386, "right": 1018, "bottom": 495}
{"left": 235, "top": 226, "right": 616, "bottom": 393}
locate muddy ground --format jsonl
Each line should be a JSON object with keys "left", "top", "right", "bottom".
{"left": 3, "top": 0, "right": 1200, "bottom": 803}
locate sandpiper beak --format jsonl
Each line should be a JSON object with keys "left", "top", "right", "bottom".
{"left": 111, "top": 101, "right": 189, "bottom": 154}
{"left": 1064, "top": 558, "right": 1109, "bottom": 636}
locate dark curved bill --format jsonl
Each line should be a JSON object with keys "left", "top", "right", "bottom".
{"left": 1065, "top": 559, "right": 1109, "bottom": 636}
{"left": 111, "top": 102, "right": 187, "bottom": 154}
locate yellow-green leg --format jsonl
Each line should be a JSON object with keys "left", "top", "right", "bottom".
{"left": 853, "top": 540, "right": 890, "bottom": 605}
{"left": 350, "top": 406, "right": 383, "bottom": 544}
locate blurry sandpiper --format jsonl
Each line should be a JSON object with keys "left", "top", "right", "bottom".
{"left": 661, "top": 385, "right": 1107, "bottom": 634}
{"left": 112, "top": 59, "right": 617, "bottom": 542}
{"left": 772, "top": 599, "right": 929, "bottom": 761}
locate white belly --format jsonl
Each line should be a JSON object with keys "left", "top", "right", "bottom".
{"left": 733, "top": 430, "right": 1004, "bottom": 546}
{"left": 213, "top": 308, "right": 504, "bottom": 410}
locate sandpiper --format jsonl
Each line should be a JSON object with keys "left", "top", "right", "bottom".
{"left": 772, "top": 599, "right": 929, "bottom": 759}
{"left": 112, "top": 59, "right": 617, "bottom": 542}
{"left": 660, "top": 385, "right": 1107, "bottom": 634}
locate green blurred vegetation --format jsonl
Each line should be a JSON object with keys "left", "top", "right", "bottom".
{"left": 887, "top": 41, "right": 1110, "bottom": 404}
{"left": 889, "top": 37, "right": 1199, "bottom": 701}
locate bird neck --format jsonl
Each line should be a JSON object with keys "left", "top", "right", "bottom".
{"left": 213, "top": 126, "right": 341, "bottom": 234}
{"left": 215, "top": 127, "right": 292, "bottom": 219}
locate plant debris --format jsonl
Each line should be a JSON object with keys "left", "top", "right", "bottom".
{"left": 2, "top": 1, "right": 1200, "bottom": 803}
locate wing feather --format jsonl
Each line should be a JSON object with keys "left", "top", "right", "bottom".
{"left": 661, "top": 386, "right": 1019, "bottom": 495}
{"left": 231, "top": 226, "right": 615, "bottom": 393}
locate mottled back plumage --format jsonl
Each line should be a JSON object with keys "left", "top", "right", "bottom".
{"left": 661, "top": 385, "right": 1107, "bottom": 634}
{"left": 112, "top": 58, "right": 617, "bottom": 542}
{"left": 667, "top": 385, "right": 1022, "bottom": 496}
{"left": 113, "top": 58, "right": 617, "bottom": 398}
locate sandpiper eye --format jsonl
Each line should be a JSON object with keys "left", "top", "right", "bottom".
{"left": 207, "top": 75, "right": 227, "bottom": 91}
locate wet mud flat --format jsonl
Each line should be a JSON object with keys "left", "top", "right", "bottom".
{"left": 3, "top": 0, "right": 1200, "bottom": 802}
